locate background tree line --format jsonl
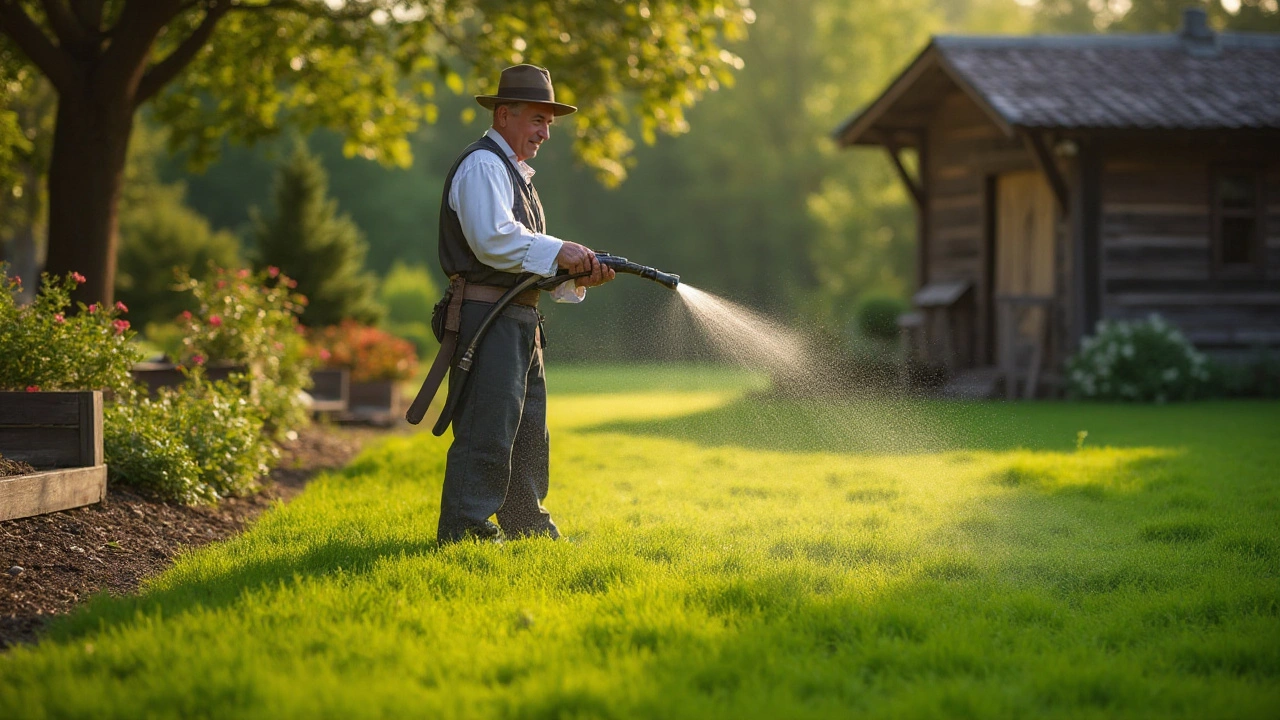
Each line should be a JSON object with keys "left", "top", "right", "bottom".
{"left": 4, "top": 0, "right": 1278, "bottom": 361}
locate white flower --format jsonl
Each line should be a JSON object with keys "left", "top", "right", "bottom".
{"left": 1122, "top": 344, "right": 1135, "bottom": 359}
{"left": 1162, "top": 367, "right": 1179, "bottom": 382}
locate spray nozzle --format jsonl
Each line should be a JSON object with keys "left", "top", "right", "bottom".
{"left": 595, "top": 253, "right": 680, "bottom": 290}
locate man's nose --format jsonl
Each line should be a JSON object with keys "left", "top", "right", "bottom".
{"left": 538, "top": 125, "right": 550, "bottom": 140}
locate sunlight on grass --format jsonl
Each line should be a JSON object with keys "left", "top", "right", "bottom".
{"left": 1, "top": 376, "right": 1278, "bottom": 719}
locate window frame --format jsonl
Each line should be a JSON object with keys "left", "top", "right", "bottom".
{"left": 1210, "top": 166, "right": 1266, "bottom": 279}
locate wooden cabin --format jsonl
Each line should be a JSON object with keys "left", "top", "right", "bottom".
{"left": 834, "top": 8, "right": 1280, "bottom": 397}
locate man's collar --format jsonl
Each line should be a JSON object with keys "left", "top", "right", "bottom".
{"left": 485, "top": 128, "right": 535, "bottom": 181}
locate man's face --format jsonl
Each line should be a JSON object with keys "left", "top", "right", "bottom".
{"left": 496, "top": 103, "right": 556, "bottom": 162}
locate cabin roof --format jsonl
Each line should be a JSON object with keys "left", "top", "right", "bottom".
{"left": 834, "top": 26, "right": 1280, "bottom": 147}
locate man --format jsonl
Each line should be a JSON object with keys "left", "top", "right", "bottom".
{"left": 435, "top": 64, "right": 615, "bottom": 543}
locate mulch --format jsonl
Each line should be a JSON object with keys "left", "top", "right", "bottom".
{"left": 0, "top": 424, "right": 390, "bottom": 650}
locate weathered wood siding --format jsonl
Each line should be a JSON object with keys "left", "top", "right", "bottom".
{"left": 1098, "top": 142, "right": 1280, "bottom": 349}
{"left": 923, "top": 90, "right": 1045, "bottom": 369}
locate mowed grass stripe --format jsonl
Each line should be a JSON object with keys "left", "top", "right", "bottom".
{"left": 1, "top": 370, "right": 1278, "bottom": 718}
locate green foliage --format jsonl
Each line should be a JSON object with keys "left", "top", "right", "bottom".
{"left": 176, "top": 266, "right": 312, "bottom": 440}
{"left": 0, "top": 268, "right": 142, "bottom": 394}
{"left": 1067, "top": 315, "right": 1211, "bottom": 402}
{"left": 251, "top": 144, "right": 383, "bottom": 328}
{"left": 104, "top": 377, "right": 276, "bottom": 505}
{"left": 4, "top": 382, "right": 1280, "bottom": 716}
{"left": 1207, "top": 348, "right": 1280, "bottom": 399}
{"left": 116, "top": 183, "right": 243, "bottom": 331}
{"left": 379, "top": 261, "right": 439, "bottom": 358}
{"left": 855, "top": 294, "right": 907, "bottom": 340}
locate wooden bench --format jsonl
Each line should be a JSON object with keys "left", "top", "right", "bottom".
{"left": 0, "top": 391, "right": 106, "bottom": 522}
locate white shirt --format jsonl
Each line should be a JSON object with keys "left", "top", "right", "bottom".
{"left": 448, "top": 128, "right": 584, "bottom": 303}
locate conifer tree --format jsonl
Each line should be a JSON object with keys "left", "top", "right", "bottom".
{"left": 251, "top": 144, "right": 382, "bottom": 328}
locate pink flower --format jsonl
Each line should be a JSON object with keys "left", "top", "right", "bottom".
{"left": 180, "top": 310, "right": 193, "bottom": 322}
{"left": 112, "top": 319, "right": 130, "bottom": 335}
{"left": 286, "top": 279, "right": 298, "bottom": 289}
{"left": 209, "top": 315, "right": 223, "bottom": 327}
{"left": 318, "top": 348, "right": 332, "bottom": 361}
{"left": 268, "top": 266, "right": 280, "bottom": 278}
{"left": 25, "top": 385, "right": 39, "bottom": 392}
{"left": 87, "top": 303, "right": 98, "bottom": 314}
{"left": 70, "top": 272, "right": 86, "bottom": 284}
{"left": 115, "top": 301, "right": 128, "bottom": 313}
{"left": 53, "top": 313, "right": 65, "bottom": 324}
{"left": 192, "top": 354, "right": 206, "bottom": 366}
{"left": 12, "top": 276, "right": 19, "bottom": 286}
{"left": 237, "top": 268, "right": 250, "bottom": 279}
{"left": 216, "top": 280, "right": 227, "bottom": 289}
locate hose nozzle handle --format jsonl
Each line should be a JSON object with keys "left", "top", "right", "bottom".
{"left": 595, "top": 253, "right": 680, "bottom": 290}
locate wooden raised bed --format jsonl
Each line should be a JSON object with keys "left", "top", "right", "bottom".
{"left": 342, "top": 380, "right": 405, "bottom": 426}
{"left": 0, "top": 391, "right": 106, "bottom": 522}
{"left": 308, "top": 368, "right": 350, "bottom": 414}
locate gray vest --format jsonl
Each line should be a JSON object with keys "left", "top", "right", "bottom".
{"left": 438, "top": 135, "right": 547, "bottom": 288}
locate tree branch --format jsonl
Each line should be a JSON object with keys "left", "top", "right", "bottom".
{"left": 70, "top": 0, "right": 103, "bottom": 32}
{"left": 0, "top": 0, "right": 78, "bottom": 92}
{"left": 226, "top": 0, "right": 382, "bottom": 22}
{"left": 135, "top": 0, "right": 229, "bottom": 105}
{"left": 40, "top": 0, "right": 93, "bottom": 52}
{"left": 98, "top": 0, "right": 183, "bottom": 96}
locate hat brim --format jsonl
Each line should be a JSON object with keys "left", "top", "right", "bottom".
{"left": 475, "top": 95, "right": 577, "bottom": 116}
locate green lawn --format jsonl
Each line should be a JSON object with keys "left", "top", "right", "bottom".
{"left": 3, "top": 364, "right": 1279, "bottom": 718}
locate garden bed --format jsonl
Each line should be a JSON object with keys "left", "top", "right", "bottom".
{"left": 0, "top": 424, "right": 384, "bottom": 650}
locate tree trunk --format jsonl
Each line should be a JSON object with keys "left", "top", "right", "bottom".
{"left": 42, "top": 88, "right": 134, "bottom": 306}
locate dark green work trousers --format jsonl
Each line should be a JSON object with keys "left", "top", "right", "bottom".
{"left": 437, "top": 300, "right": 558, "bottom": 543}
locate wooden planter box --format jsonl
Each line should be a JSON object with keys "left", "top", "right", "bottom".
{"left": 308, "top": 368, "right": 350, "bottom": 414}
{"left": 130, "top": 361, "right": 243, "bottom": 396}
{"left": 0, "top": 391, "right": 106, "bottom": 522}
{"left": 343, "top": 379, "right": 405, "bottom": 426}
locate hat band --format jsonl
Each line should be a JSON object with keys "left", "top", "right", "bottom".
{"left": 490, "top": 86, "right": 557, "bottom": 103}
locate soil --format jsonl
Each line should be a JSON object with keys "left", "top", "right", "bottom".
{"left": 0, "top": 424, "right": 392, "bottom": 650}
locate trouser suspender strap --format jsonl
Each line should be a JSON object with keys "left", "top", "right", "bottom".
{"left": 405, "top": 276, "right": 467, "bottom": 425}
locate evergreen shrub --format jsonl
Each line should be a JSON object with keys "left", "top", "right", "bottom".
{"left": 1066, "top": 315, "right": 1210, "bottom": 402}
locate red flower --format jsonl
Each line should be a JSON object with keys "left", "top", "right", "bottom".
{"left": 209, "top": 315, "right": 223, "bottom": 327}
{"left": 268, "top": 266, "right": 280, "bottom": 278}
{"left": 12, "top": 276, "right": 19, "bottom": 286}
{"left": 286, "top": 279, "right": 298, "bottom": 289}
{"left": 115, "top": 301, "right": 128, "bottom": 313}
{"left": 216, "top": 280, "right": 227, "bottom": 289}
{"left": 112, "top": 319, "right": 130, "bottom": 335}
{"left": 237, "top": 268, "right": 250, "bottom": 279}
{"left": 87, "top": 303, "right": 98, "bottom": 313}
{"left": 25, "top": 386, "right": 39, "bottom": 392}
{"left": 70, "top": 272, "right": 86, "bottom": 284}
{"left": 192, "top": 354, "right": 206, "bottom": 366}
{"left": 318, "top": 348, "right": 332, "bottom": 361}
{"left": 53, "top": 313, "right": 65, "bottom": 324}
{"left": 180, "top": 310, "right": 193, "bottom": 321}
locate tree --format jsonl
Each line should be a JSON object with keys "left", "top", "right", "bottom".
{"left": 251, "top": 142, "right": 381, "bottom": 327}
{"left": 0, "top": 0, "right": 753, "bottom": 306}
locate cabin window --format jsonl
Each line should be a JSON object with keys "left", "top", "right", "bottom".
{"left": 1212, "top": 169, "right": 1264, "bottom": 275}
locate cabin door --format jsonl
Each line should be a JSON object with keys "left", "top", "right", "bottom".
{"left": 994, "top": 170, "right": 1055, "bottom": 396}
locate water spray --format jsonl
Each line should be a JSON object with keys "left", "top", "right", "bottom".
{"left": 405, "top": 253, "right": 680, "bottom": 432}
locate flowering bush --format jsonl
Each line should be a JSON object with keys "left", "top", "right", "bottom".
{"left": 0, "top": 267, "right": 142, "bottom": 394}
{"left": 308, "top": 320, "right": 419, "bottom": 383}
{"left": 175, "top": 266, "right": 312, "bottom": 440}
{"left": 104, "top": 376, "right": 276, "bottom": 504}
{"left": 1066, "top": 315, "right": 1210, "bottom": 402}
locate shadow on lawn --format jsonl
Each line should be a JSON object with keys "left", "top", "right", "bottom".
{"left": 577, "top": 395, "right": 1277, "bottom": 456}
{"left": 49, "top": 534, "right": 441, "bottom": 643}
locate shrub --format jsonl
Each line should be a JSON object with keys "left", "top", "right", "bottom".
{"left": 104, "top": 377, "right": 276, "bottom": 504}
{"left": 308, "top": 320, "right": 419, "bottom": 383}
{"left": 251, "top": 143, "right": 383, "bottom": 327}
{"left": 115, "top": 182, "right": 242, "bottom": 331}
{"left": 379, "top": 262, "right": 439, "bottom": 357}
{"left": 176, "top": 266, "right": 312, "bottom": 440}
{"left": 0, "top": 267, "right": 142, "bottom": 394}
{"left": 855, "top": 294, "right": 908, "bottom": 341}
{"left": 1067, "top": 315, "right": 1210, "bottom": 402}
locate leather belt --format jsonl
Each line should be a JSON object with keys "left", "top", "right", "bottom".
{"left": 462, "top": 283, "right": 540, "bottom": 308}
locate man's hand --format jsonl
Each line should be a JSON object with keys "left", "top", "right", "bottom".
{"left": 555, "top": 241, "right": 616, "bottom": 288}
